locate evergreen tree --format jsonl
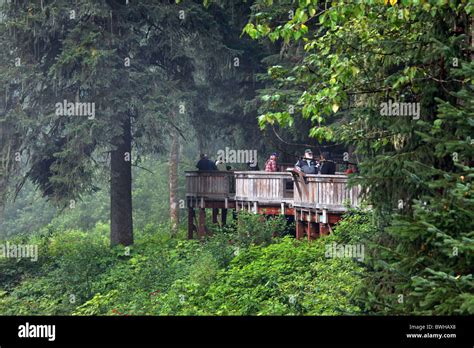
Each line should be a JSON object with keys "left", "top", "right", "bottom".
{"left": 243, "top": 0, "right": 473, "bottom": 314}
{"left": 363, "top": 59, "right": 474, "bottom": 315}
{"left": 0, "top": 0, "right": 249, "bottom": 244}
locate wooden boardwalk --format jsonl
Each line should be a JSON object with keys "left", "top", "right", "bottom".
{"left": 185, "top": 170, "right": 361, "bottom": 240}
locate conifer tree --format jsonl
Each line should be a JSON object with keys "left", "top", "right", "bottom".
{"left": 243, "top": 0, "right": 473, "bottom": 314}
{"left": 0, "top": 0, "right": 244, "bottom": 245}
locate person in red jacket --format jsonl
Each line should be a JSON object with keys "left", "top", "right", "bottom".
{"left": 264, "top": 153, "right": 279, "bottom": 172}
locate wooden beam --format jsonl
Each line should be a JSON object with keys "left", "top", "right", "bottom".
{"left": 297, "top": 220, "right": 306, "bottom": 240}
{"left": 321, "top": 209, "right": 328, "bottom": 224}
{"left": 194, "top": 200, "right": 236, "bottom": 209}
{"left": 295, "top": 210, "right": 305, "bottom": 240}
{"left": 328, "top": 213, "right": 343, "bottom": 224}
{"left": 212, "top": 208, "right": 219, "bottom": 224}
{"left": 308, "top": 221, "right": 318, "bottom": 240}
{"left": 319, "top": 223, "right": 330, "bottom": 236}
{"left": 221, "top": 208, "right": 227, "bottom": 226}
{"left": 198, "top": 208, "right": 206, "bottom": 239}
{"left": 187, "top": 208, "right": 194, "bottom": 239}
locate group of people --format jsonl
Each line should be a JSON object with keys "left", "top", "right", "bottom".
{"left": 295, "top": 149, "right": 336, "bottom": 175}
{"left": 196, "top": 154, "right": 259, "bottom": 171}
{"left": 263, "top": 149, "right": 336, "bottom": 175}
{"left": 196, "top": 149, "right": 355, "bottom": 175}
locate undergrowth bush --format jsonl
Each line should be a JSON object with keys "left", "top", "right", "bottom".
{"left": 0, "top": 211, "right": 371, "bottom": 316}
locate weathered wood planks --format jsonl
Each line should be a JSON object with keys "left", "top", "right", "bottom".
{"left": 185, "top": 170, "right": 362, "bottom": 240}
{"left": 185, "top": 171, "right": 361, "bottom": 211}
{"left": 185, "top": 171, "right": 235, "bottom": 201}
{"left": 293, "top": 174, "right": 361, "bottom": 212}
{"left": 234, "top": 171, "right": 293, "bottom": 205}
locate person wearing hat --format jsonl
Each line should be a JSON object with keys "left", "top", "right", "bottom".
{"left": 295, "top": 149, "right": 318, "bottom": 174}
{"left": 264, "top": 152, "right": 279, "bottom": 172}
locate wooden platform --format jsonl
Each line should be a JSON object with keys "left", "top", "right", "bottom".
{"left": 293, "top": 174, "right": 361, "bottom": 212}
{"left": 185, "top": 170, "right": 362, "bottom": 240}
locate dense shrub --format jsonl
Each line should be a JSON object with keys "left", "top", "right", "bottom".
{"left": 148, "top": 236, "right": 363, "bottom": 315}
{"left": 0, "top": 212, "right": 368, "bottom": 316}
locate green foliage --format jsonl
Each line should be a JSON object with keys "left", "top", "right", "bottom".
{"left": 356, "top": 61, "right": 474, "bottom": 315}
{"left": 200, "top": 236, "right": 362, "bottom": 315}
{"left": 331, "top": 209, "right": 377, "bottom": 245}
{"left": 150, "top": 236, "right": 363, "bottom": 315}
{"left": 0, "top": 223, "right": 114, "bottom": 314}
{"left": 244, "top": 0, "right": 473, "bottom": 316}
{"left": 233, "top": 211, "right": 290, "bottom": 247}
{"left": 0, "top": 212, "right": 368, "bottom": 316}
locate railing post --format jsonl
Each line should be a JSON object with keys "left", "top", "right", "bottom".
{"left": 295, "top": 210, "right": 305, "bottom": 240}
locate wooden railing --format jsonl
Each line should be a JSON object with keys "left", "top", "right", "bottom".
{"left": 185, "top": 171, "right": 235, "bottom": 200}
{"left": 185, "top": 171, "right": 361, "bottom": 212}
{"left": 293, "top": 174, "right": 361, "bottom": 212}
{"left": 234, "top": 171, "right": 293, "bottom": 204}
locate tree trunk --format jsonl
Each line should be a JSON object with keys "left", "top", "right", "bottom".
{"left": 110, "top": 115, "right": 133, "bottom": 246}
{"left": 169, "top": 125, "right": 180, "bottom": 236}
{"left": 0, "top": 191, "right": 5, "bottom": 234}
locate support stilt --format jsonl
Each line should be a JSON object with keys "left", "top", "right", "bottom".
{"left": 198, "top": 208, "right": 206, "bottom": 239}
{"left": 212, "top": 208, "right": 219, "bottom": 224}
{"left": 308, "top": 221, "right": 318, "bottom": 240}
{"left": 295, "top": 211, "right": 305, "bottom": 240}
{"left": 319, "top": 223, "right": 330, "bottom": 236}
{"left": 187, "top": 207, "right": 194, "bottom": 239}
{"left": 221, "top": 208, "right": 227, "bottom": 226}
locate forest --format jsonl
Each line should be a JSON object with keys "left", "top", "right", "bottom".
{"left": 0, "top": 0, "right": 472, "bottom": 318}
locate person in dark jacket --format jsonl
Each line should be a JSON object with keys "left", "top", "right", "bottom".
{"left": 196, "top": 154, "right": 217, "bottom": 171}
{"left": 295, "top": 149, "right": 318, "bottom": 174}
{"left": 247, "top": 159, "right": 260, "bottom": 171}
{"left": 319, "top": 151, "right": 336, "bottom": 175}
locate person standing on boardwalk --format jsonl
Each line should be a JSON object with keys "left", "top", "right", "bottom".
{"left": 247, "top": 159, "right": 260, "bottom": 171}
{"left": 264, "top": 153, "right": 279, "bottom": 172}
{"left": 196, "top": 154, "right": 217, "bottom": 171}
{"left": 319, "top": 151, "right": 336, "bottom": 175}
{"left": 295, "top": 149, "right": 318, "bottom": 174}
